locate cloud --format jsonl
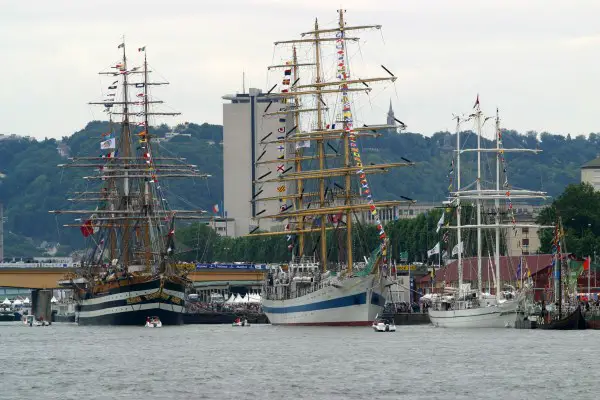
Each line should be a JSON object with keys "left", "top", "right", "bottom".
{"left": 1, "top": 0, "right": 600, "bottom": 140}
{"left": 562, "top": 35, "right": 600, "bottom": 48}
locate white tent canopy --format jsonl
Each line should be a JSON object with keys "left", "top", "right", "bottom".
{"left": 247, "top": 293, "right": 261, "bottom": 303}
{"left": 2, "top": 298, "right": 10, "bottom": 305}
{"left": 12, "top": 299, "right": 23, "bottom": 306}
{"left": 226, "top": 293, "right": 262, "bottom": 305}
{"left": 51, "top": 296, "right": 58, "bottom": 303}
{"left": 23, "top": 297, "right": 30, "bottom": 304}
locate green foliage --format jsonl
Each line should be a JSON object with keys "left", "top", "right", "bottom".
{"left": 174, "top": 223, "right": 384, "bottom": 264}
{"left": 537, "top": 183, "right": 600, "bottom": 257}
{"left": 1, "top": 121, "right": 598, "bottom": 258}
{"left": 386, "top": 211, "right": 443, "bottom": 262}
{"left": 3, "top": 231, "right": 43, "bottom": 258}
{"left": 1, "top": 121, "right": 223, "bottom": 257}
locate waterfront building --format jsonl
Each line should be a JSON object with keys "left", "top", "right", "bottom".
{"left": 581, "top": 156, "right": 600, "bottom": 190}
{"left": 222, "top": 88, "right": 287, "bottom": 237}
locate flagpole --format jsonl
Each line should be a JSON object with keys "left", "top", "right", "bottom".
{"left": 588, "top": 256, "right": 591, "bottom": 300}
{"left": 407, "top": 259, "right": 411, "bottom": 305}
{"left": 431, "top": 257, "right": 434, "bottom": 294}
{"left": 438, "top": 241, "right": 441, "bottom": 292}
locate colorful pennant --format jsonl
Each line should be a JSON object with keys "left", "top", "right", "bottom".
{"left": 336, "top": 30, "right": 388, "bottom": 267}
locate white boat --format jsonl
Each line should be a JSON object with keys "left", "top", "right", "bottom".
{"left": 372, "top": 319, "right": 396, "bottom": 332}
{"left": 429, "top": 298, "right": 518, "bottom": 328}
{"left": 263, "top": 264, "right": 388, "bottom": 326}
{"left": 23, "top": 315, "right": 50, "bottom": 327}
{"left": 257, "top": 10, "right": 402, "bottom": 327}
{"left": 427, "top": 100, "right": 551, "bottom": 328}
{"left": 144, "top": 317, "right": 162, "bottom": 328}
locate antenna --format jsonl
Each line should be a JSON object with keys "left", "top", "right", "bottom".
{"left": 242, "top": 71, "right": 246, "bottom": 94}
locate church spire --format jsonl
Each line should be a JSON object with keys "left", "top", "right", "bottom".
{"left": 387, "top": 98, "right": 397, "bottom": 134}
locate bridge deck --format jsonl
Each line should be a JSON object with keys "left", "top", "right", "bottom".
{"left": 0, "top": 268, "right": 267, "bottom": 289}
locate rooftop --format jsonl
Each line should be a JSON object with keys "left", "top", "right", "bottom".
{"left": 419, "top": 254, "right": 554, "bottom": 284}
{"left": 581, "top": 156, "right": 600, "bottom": 169}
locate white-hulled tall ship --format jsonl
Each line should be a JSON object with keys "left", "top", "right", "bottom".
{"left": 253, "top": 9, "right": 414, "bottom": 326}
{"left": 428, "top": 98, "right": 553, "bottom": 328}
{"left": 50, "top": 43, "right": 209, "bottom": 325}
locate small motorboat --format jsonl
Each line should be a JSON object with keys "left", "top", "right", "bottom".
{"left": 232, "top": 318, "right": 250, "bottom": 327}
{"left": 23, "top": 315, "right": 50, "bottom": 327}
{"left": 372, "top": 319, "right": 396, "bottom": 332}
{"left": 145, "top": 316, "right": 162, "bottom": 328}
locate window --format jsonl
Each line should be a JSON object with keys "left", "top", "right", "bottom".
{"left": 522, "top": 227, "right": 529, "bottom": 234}
{"left": 522, "top": 238, "right": 529, "bottom": 246}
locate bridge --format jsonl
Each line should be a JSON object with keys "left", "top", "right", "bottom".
{"left": 0, "top": 263, "right": 268, "bottom": 289}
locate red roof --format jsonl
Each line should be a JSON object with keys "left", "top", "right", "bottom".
{"left": 419, "top": 254, "right": 554, "bottom": 284}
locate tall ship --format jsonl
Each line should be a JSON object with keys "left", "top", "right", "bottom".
{"left": 254, "top": 9, "right": 413, "bottom": 325}
{"left": 50, "top": 43, "right": 208, "bottom": 325}
{"left": 428, "top": 98, "right": 553, "bottom": 328}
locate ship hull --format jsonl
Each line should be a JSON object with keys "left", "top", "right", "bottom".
{"left": 428, "top": 300, "right": 518, "bottom": 328}
{"left": 77, "top": 278, "right": 185, "bottom": 326}
{"left": 0, "top": 313, "right": 17, "bottom": 322}
{"left": 262, "top": 276, "right": 387, "bottom": 326}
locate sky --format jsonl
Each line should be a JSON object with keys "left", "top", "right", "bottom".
{"left": 1, "top": 0, "right": 599, "bottom": 140}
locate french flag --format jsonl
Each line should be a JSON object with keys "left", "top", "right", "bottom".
{"left": 212, "top": 204, "right": 219, "bottom": 214}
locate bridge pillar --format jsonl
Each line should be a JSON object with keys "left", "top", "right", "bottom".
{"left": 32, "top": 289, "right": 52, "bottom": 323}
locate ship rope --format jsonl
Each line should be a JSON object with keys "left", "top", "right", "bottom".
{"left": 336, "top": 29, "right": 388, "bottom": 268}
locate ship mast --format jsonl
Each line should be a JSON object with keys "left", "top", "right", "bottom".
{"left": 454, "top": 115, "right": 463, "bottom": 296}
{"left": 142, "top": 49, "right": 155, "bottom": 270}
{"left": 251, "top": 10, "right": 412, "bottom": 274}
{"left": 474, "top": 98, "right": 483, "bottom": 293}
{"left": 494, "top": 108, "right": 501, "bottom": 301}
{"left": 339, "top": 9, "right": 353, "bottom": 274}
{"left": 291, "top": 47, "right": 305, "bottom": 257}
{"left": 120, "top": 41, "right": 133, "bottom": 267}
{"left": 447, "top": 97, "right": 554, "bottom": 298}
{"left": 314, "top": 17, "right": 327, "bottom": 271}
{"left": 50, "top": 42, "right": 209, "bottom": 276}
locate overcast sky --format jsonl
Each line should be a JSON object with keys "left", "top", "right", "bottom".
{"left": 1, "top": 0, "right": 599, "bottom": 140}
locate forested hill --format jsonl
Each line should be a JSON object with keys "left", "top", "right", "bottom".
{"left": 0, "top": 121, "right": 598, "bottom": 257}
{"left": 0, "top": 121, "right": 223, "bottom": 257}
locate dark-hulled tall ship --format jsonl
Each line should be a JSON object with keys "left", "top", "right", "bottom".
{"left": 50, "top": 42, "right": 209, "bottom": 325}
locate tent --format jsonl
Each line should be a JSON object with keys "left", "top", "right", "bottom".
{"left": 240, "top": 294, "right": 248, "bottom": 303}
{"left": 225, "top": 294, "right": 235, "bottom": 304}
{"left": 12, "top": 299, "right": 23, "bottom": 306}
{"left": 51, "top": 296, "right": 58, "bottom": 303}
{"left": 248, "top": 293, "right": 261, "bottom": 304}
{"left": 23, "top": 297, "right": 30, "bottom": 304}
{"left": 2, "top": 298, "right": 10, "bottom": 305}
{"left": 233, "top": 294, "right": 243, "bottom": 304}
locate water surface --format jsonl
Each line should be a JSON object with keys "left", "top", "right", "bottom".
{"left": 1, "top": 322, "right": 597, "bottom": 400}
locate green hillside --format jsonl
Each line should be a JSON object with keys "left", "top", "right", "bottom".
{"left": 1, "top": 121, "right": 598, "bottom": 258}
{"left": 0, "top": 121, "right": 223, "bottom": 258}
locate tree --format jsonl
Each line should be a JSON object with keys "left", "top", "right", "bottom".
{"left": 537, "top": 183, "right": 600, "bottom": 257}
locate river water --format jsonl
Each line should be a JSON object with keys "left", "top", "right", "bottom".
{"left": 1, "top": 322, "right": 598, "bottom": 400}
